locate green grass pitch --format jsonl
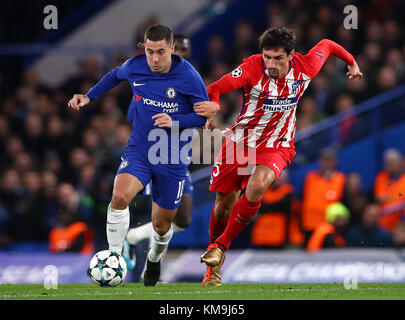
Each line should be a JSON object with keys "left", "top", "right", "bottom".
{"left": 1, "top": 283, "right": 405, "bottom": 300}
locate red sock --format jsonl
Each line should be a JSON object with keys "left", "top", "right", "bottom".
{"left": 208, "top": 205, "right": 229, "bottom": 244}
{"left": 215, "top": 193, "right": 262, "bottom": 250}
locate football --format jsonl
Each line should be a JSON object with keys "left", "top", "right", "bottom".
{"left": 87, "top": 250, "right": 127, "bottom": 287}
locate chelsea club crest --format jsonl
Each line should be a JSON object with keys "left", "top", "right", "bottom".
{"left": 166, "top": 87, "right": 176, "bottom": 99}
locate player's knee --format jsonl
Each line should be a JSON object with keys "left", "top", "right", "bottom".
{"left": 245, "top": 181, "right": 267, "bottom": 202}
{"left": 153, "top": 221, "right": 171, "bottom": 236}
{"left": 246, "top": 172, "right": 275, "bottom": 202}
{"left": 110, "top": 192, "right": 130, "bottom": 210}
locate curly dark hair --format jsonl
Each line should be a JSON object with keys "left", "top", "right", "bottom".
{"left": 259, "top": 27, "right": 296, "bottom": 55}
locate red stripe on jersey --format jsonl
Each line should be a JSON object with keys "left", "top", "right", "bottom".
{"left": 231, "top": 75, "right": 270, "bottom": 144}
{"left": 255, "top": 74, "right": 293, "bottom": 148}
{"left": 274, "top": 70, "right": 303, "bottom": 148}
{"left": 243, "top": 76, "right": 271, "bottom": 144}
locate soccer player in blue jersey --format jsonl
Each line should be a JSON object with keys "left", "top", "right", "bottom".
{"left": 68, "top": 24, "right": 209, "bottom": 286}
{"left": 123, "top": 35, "right": 196, "bottom": 271}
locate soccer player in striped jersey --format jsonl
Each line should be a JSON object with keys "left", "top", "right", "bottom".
{"left": 194, "top": 26, "right": 363, "bottom": 286}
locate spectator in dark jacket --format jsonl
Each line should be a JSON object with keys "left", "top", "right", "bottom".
{"left": 346, "top": 202, "right": 394, "bottom": 247}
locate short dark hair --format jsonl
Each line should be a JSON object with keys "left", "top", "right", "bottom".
{"left": 144, "top": 24, "right": 173, "bottom": 45}
{"left": 259, "top": 27, "right": 296, "bottom": 55}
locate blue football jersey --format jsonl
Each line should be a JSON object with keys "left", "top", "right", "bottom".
{"left": 87, "top": 54, "right": 208, "bottom": 168}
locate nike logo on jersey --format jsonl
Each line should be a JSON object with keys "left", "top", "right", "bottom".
{"left": 272, "top": 163, "right": 280, "bottom": 172}
{"left": 133, "top": 81, "right": 145, "bottom": 87}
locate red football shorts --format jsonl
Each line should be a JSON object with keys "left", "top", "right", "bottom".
{"left": 209, "top": 137, "right": 296, "bottom": 193}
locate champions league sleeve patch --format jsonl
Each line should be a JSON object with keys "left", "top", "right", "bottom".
{"left": 231, "top": 66, "right": 242, "bottom": 78}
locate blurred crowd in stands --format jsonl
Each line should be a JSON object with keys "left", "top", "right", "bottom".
{"left": 249, "top": 147, "right": 405, "bottom": 251}
{"left": 0, "top": 0, "right": 404, "bottom": 253}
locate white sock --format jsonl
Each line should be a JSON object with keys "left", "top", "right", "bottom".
{"left": 147, "top": 225, "right": 173, "bottom": 263}
{"left": 172, "top": 222, "right": 185, "bottom": 233}
{"left": 126, "top": 222, "right": 153, "bottom": 245}
{"left": 106, "top": 203, "right": 129, "bottom": 254}
{"left": 126, "top": 221, "right": 185, "bottom": 246}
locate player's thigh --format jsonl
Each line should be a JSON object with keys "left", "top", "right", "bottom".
{"left": 214, "top": 190, "right": 241, "bottom": 219}
{"left": 174, "top": 193, "right": 193, "bottom": 228}
{"left": 151, "top": 201, "right": 178, "bottom": 236}
{"left": 111, "top": 173, "right": 144, "bottom": 209}
{"left": 152, "top": 167, "right": 188, "bottom": 211}
{"left": 113, "top": 147, "right": 152, "bottom": 208}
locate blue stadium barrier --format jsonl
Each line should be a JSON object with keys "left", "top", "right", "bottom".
{"left": 1, "top": 242, "right": 49, "bottom": 253}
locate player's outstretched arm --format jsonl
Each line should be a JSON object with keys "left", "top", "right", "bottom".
{"left": 68, "top": 94, "right": 90, "bottom": 110}
{"left": 68, "top": 67, "right": 124, "bottom": 111}
{"left": 303, "top": 39, "right": 362, "bottom": 80}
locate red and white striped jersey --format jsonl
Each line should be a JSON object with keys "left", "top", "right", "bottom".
{"left": 207, "top": 39, "right": 354, "bottom": 150}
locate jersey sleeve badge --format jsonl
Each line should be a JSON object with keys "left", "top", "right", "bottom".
{"left": 231, "top": 66, "right": 242, "bottom": 78}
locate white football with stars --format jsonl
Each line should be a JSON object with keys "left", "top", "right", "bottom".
{"left": 87, "top": 250, "right": 127, "bottom": 287}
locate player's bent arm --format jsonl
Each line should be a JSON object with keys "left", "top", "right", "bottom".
{"left": 192, "top": 67, "right": 250, "bottom": 119}
{"left": 152, "top": 112, "right": 206, "bottom": 129}
{"left": 302, "top": 39, "right": 356, "bottom": 79}
{"left": 170, "top": 112, "right": 207, "bottom": 129}
{"left": 206, "top": 71, "right": 249, "bottom": 106}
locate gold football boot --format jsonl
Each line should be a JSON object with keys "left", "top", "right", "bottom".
{"left": 201, "top": 243, "right": 226, "bottom": 286}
